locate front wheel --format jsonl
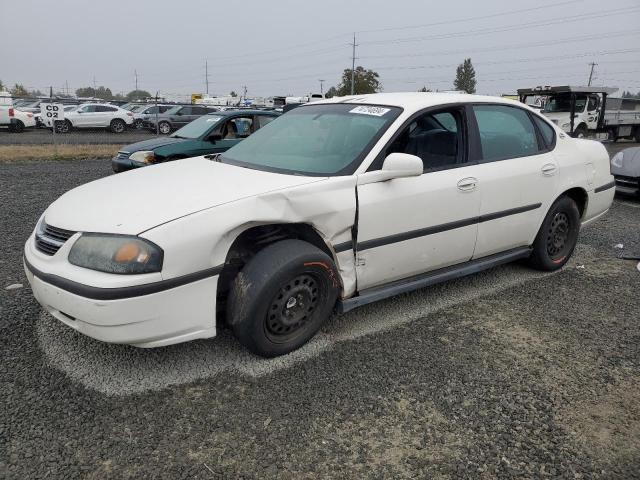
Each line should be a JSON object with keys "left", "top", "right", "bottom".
{"left": 110, "top": 119, "right": 126, "bottom": 133}
{"left": 55, "top": 120, "right": 72, "bottom": 133}
{"left": 227, "top": 239, "right": 340, "bottom": 357}
{"left": 573, "top": 125, "right": 587, "bottom": 139}
{"left": 528, "top": 196, "right": 580, "bottom": 271}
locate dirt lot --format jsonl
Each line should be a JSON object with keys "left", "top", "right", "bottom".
{"left": 1, "top": 149, "right": 639, "bottom": 479}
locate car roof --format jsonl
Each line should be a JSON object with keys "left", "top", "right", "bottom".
{"left": 311, "top": 92, "right": 529, "bottom": 112}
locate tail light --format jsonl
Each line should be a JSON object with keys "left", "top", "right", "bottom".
{"left": 8, "top": 108, "right": 14, "bottom": 117}
{"left": 27, "top": 113, "right": 33, "bottom": 118}
{"left": 127, "top": 112, "right": 133, "bottom": 116}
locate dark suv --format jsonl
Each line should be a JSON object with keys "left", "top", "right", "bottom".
{"left": 147, "top": 105, "right": 219, "bottom": 134}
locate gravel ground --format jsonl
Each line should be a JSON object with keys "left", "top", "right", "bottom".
{"left": 0, "top": 128, "right": 158, "bottom": 145}
{"left": 1, "top": 153, "right": 639, "bottom": 479}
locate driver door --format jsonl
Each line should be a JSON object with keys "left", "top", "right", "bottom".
{"left": 355, "top": 107, "right": 480, "bottom": 290}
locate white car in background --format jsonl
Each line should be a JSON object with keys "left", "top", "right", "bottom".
{"left": 24, "top": 93, "right": 614, "bottom": 357}
{"left": 55, "top": 103, "right": 134, "bottom": 133}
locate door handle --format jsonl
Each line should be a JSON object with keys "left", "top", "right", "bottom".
{"left": 457, "top": 177, "right": 478, "bottom": 192}
{"left": 541, "top": 163, "right": 558, "bottom": 176}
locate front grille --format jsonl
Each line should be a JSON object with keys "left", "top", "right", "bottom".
{"left": 35, "top": 222, "right": 76, "bottom": 256}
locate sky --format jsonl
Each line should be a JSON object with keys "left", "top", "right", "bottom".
{"left": 1, "top": 0, "right": 639, "bottom": 101}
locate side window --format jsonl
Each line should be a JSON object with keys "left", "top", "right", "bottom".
{"left": 587, "top": 96, "right": 598, "bottom": 112}
{"left": 257, "top": 115, "right": 276, "bottom": 129}
{"left": 532, "top": 115, "right": 556, "bottom": 150}
{"left": 473, "top": 105, "right": 539, "bottom": 162}
{"left": 384, "top": 108, "right": 465, "bottom": 171}
{"left": 80, "top": 105, "right": 97, "bottom": 113}
{"left": 96, "top": 105, "right": 117, "bottom": 112}
{"left": 194, "top": 107, "right": 209, "bottom": 115}
{"left": 224, "top": 117, "right": 254, "bottom": 138}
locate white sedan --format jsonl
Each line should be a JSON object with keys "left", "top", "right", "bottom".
{"left": 55, "top": 103, "right": 134, "bottom": 133}
{"left": 24, "top": 93, "right": 614, "bottom": 357}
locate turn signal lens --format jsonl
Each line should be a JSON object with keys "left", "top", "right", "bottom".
{"left": 114, "top": 242, "right": 142, "bottom": 263}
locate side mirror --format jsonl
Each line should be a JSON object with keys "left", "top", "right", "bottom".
{"left": 358, "top": 153, "right": 423, "bottom": 185}
{"left": 208, "top": 133, "right": 223, "bottom": 143}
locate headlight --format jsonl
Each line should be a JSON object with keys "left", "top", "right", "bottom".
{"left": 561, "top": 123, "right": 571, "bottom": 128}
{"left": 611, "top": 152, "right": 624, "bottom": 168}
{"left": 68, "top": 234, "right": 163, "bottom": 274}
{"left": 129, "top": 150, "right": 156, "bottom": 164}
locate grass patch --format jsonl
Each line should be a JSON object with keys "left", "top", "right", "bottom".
{"left": 0, "top": 144, "right": 121, "bottom": 162}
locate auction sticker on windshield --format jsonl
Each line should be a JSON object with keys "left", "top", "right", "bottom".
{"left": 349, "top": 106, "right": 391, "bottom": 116}
{"left": 206, "top": 116, "right": 223, "bottom": 123}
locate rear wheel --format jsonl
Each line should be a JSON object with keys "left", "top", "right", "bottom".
{"left": 158, "top": 121, "right": 171, "bottom": 134}
{"left": 110, "top": 119, "right": 126, "bottom": 133}
{"left": 227, "top": 239, "right": 339, "bottom": 357}
{"left": 134, "top": 119, "right": 144, "bottom": 129}
{"left": 10, "top": 120, "right": 24, "bottom": 133}
{"left": 528, "top": 196, "right": 580, "bottom": 271}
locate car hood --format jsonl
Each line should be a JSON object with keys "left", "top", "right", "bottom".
{"left": 119, "top": 136, "right": 188, "bottom": 153}
{"left": 611, "top": 147, "right": 640, "bottom": 177}
{"left": 44, "top": 157, "right": 326, "bottom": 234}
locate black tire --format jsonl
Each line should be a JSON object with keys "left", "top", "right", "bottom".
{"left": 634, "top": 127, "right": 640, "bottom": 143}
{"left": 528, "top": 196, "right": 580, "bottom": 271}
{"left": 227, "top": 239, "right": 340, "bottom": 357}
{"left": 158, "top": 121, "right": 171, "bottom": 135}
{"left": 573, "top": 125, "right": 587, "bottom": 139}
{"left": 110, "top": 119, "right": 126, "bottom": 133}
{"left": 10, "top": 120, "right": 24, "bottom": 133}
{"left": 56, "top": 120, "right": 72, "bottom": 133}
{"left": 134, "top": 119, "right": 144, "bottom": 129}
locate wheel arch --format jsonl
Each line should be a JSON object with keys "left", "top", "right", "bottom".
{"left": 560, "top": 186, "right": 588, "bottom": 219}
{"left": 215, "top": 222, "right": 340, "bottom": 322}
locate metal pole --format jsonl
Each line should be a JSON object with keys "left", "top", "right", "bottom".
{"left": 205, "top": 60, "right": 209, "bottom": 95}
{"left": 135, "top": 70, "right": 138, "bottom": 91}
{"left": 155, "top": 91, "right": 159, "bottom": 136}
{"left": 50, "top": 86, "right": 58, "bottom": 157}
{"left": 588, "top": 62, "right": 597, "bottom": 86}
{"left": 351, "top": 33, "right": 356, "bottom": 95}
{"left": 319, "top": 79, "right": 325, "bottom": 95}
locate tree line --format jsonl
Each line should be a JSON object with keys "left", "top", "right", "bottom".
{"left": 0, "top": 79, "right": 153, "bottom": 100}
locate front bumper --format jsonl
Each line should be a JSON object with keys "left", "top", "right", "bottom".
{"left": 111, "top": 153, "right": 145, "bottom": 172}
{"left": 614, "top": 175, "right": 640, "bottom": 196}
{"left": 24, "top": 235, "right": 218, "bottom": 348}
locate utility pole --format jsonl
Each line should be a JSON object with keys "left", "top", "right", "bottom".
{"left": 205, "top": 60, "right": 210, "bottom": 95}
{"left": 350, "top": 33, "right": 358, "bottom": 95}
{"left": 588, "top": 62, "right": 597, "bottom": 86}
{"left": 243, "top": 85, "right": 248, "bottom": 104}
{"left": 65, "top": 80, "right": 69, "bottom": 96}
{"left": 93, "top": 76, "right": 97, "bottom": 91}
{"left": 134, "top": 69, "right": 138, "bottom": 91}
{"left": 319, "top": 79, "right": 325, "bottom": 95}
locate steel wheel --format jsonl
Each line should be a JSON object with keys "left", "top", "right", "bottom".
{"left": 546, "top": 212, "right": 571, "bottom": 262}
{"left": 134, "top": 119, "right": 143, "bottom": 129}
{"left": 264, "top": 273, "right": 323, "bottom": 343}
{"left": 111, "top": 120, "right": 125, "bottom": 133}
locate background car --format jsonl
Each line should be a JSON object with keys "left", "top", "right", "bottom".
{"left": 131, "top": 104, "right": 174, "bottom": 129}
{"left": 55, "top": 103, "right": 135, "bottom": 133}
{"left": 611, "top": 146, "right": 640, "bottom": 196}
{"left": 146, "top": 105, "right": 219, "bottom": 134}
{"left": 112, "top": 109, "right": 279, "bottom": 172}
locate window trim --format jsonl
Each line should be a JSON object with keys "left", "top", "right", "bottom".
{"left": 469, "top": 103, "right": 551, "bottom": 164}
{"left": 367, "top": 103, "right": 473, "bottom": 173}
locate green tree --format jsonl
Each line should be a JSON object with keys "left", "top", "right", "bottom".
{"left": 10, "top": 84, "right": 29, "bottom": 96}
{"left": 0, "top": 79, "right": 5, "bottom": 91}
{"left": 76, "top": 87, "right": 96, "bottom": 98}
{"left": 229, "top": 91, "right": 238, "bottom": 97}
{"left": 419, "top": 86, "right": 432, "bottom": 92}
{"left": 335, "top": 66, "right": 381, "bottom": 96}
{"left": 126, "top": 89, "right": 152, "bottom": 101}
{"left": 325, "top": 86, "right": 338, "bottom": 99}
{"left": 453, "top": 58, "right": 476, "bottom": 94}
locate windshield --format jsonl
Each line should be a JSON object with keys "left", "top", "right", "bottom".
{"left": 543, "top": 93, "right": 587, "bottom": 113}
{"left": 171, "top": 115, "right": 224, "bottom": 139}
{"left": 221, "top": 103, "right": 401, "bottom": 176}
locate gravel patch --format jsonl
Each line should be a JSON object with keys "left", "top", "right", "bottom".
{"left": 1, "top": 157, "right": 639, "bottom": 479}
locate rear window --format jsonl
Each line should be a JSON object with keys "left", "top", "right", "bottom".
{"left": 473, "top": 105, "right": 539, "bottom": 162}
{"left": 532, "top": 115, "right": 556, "bottom": 149}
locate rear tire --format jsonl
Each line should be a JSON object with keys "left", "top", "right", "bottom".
{"left": 10, "top": 120, "right": 24, "bottom": 133}
{"left": 134, "top": 119, "right": 144, "bottom": 129}
{"left": 634, "top": 127, "right": 640, "bottom": 143}
{"left": 110, "top": 119, "right": 126, "bottom": 133}
{"left": 158, "top": 121, "right": 171, "bottom": 135}
{"left": 227, "top": 239, "right": 340, "bottom": 357}
{"left": 528, "top": 196, "right": 580, "bottom": 271}
{"left": 573, "top": 125, "right": 587, "bottom": 139}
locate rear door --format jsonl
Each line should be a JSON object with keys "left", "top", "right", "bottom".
{"left": 469, "top": 104, "right": 559, "bottom": 258}
{"left": 173, "top": 106, "right": 192, "bottom": 127}
{"left": 76, "top": 105, "right": 99, "bottom": 127}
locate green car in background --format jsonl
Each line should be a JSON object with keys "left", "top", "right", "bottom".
{"left": 112, "top": 109, "right": 279, "bottom": 172}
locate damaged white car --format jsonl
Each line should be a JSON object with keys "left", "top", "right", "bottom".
{"left": 24, "top": 93, "right": 615, "bottom": 357}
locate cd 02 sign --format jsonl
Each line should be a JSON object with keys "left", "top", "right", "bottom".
{"left": 41, "top": 103, "right": 65, "bottom": 120}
